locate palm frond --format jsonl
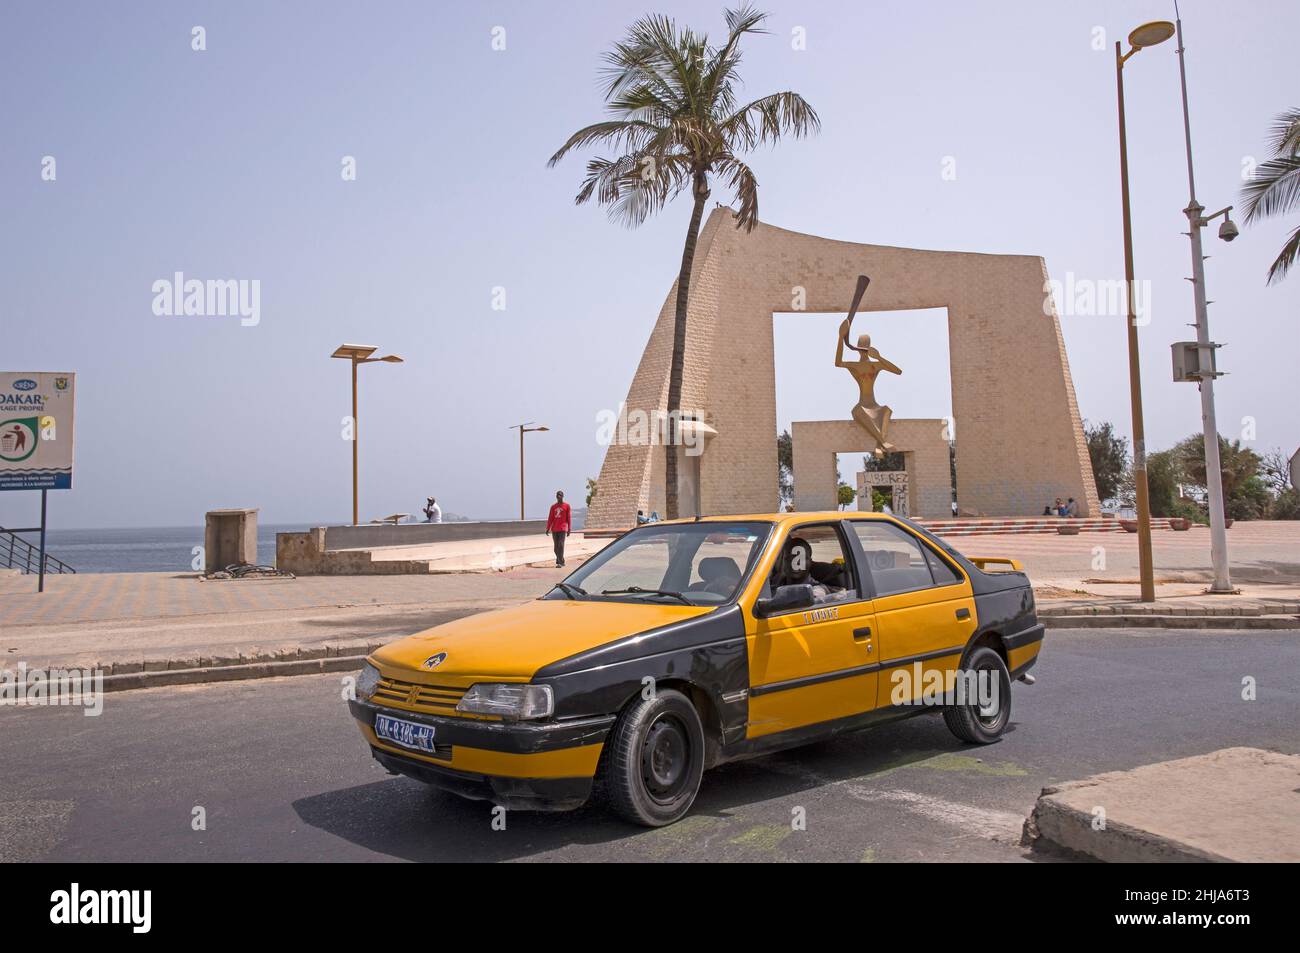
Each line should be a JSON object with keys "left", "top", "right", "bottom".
{"left": 605, "top": 14, "right": 699, "bottom": 113}
{"left": 703, "top": 4, "right": 768, "bottom": 108}
{"left": 720, "top": 91, "right": 821, "bottom": 151}
{"left": 1241, "top": 155, "right": 1300, "bottom": 223}
{"left": 548, "top": 119, "right": 658, "bottom": 167}
{"left": 574, "top": 152, "right": 693, "bottom": 229}
{"left": 1266, "top": 107, "right": 1300, "bottom": 156}
{"left": 1265, "top": 223, "right": 1300, "bottom": 285}
{"left": 714, "top": 156, "right": 759, "bottom": 230}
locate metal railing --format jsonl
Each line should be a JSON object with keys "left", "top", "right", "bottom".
{"left": 0, "top": 527, "right": 76, "bottom": 575}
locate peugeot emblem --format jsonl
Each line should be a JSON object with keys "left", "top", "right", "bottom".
{"left": 422, "top": 652, "right": 447, "bottom": 670}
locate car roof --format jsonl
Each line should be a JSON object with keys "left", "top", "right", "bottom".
{"left": 647, "top": 512, "right": 899, "bottom": 526}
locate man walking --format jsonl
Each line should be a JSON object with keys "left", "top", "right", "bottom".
{"left": 545, "top": 490, "right": 572, "bottom": 568}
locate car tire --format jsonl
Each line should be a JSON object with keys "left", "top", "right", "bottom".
{"left": 942, "top": 646, "right": 1012, "bottom": 744}
{"left": 601, "top": 688, "right": 705, "bottom": 827}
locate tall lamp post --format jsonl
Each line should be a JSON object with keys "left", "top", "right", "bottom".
{"left": 509, "top": 422, "right": 549, "bottom": 520}
{"left": 331, "top": 344, "right": 403, "bottom": 526}
{"left": 1173, "top": 9, "right": 1236, "bottom": 593}
{"left": 1115, "top": 20, "right": 1175, "bottom": 604}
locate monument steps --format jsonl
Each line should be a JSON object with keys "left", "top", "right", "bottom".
{"left": 917, "top": 517, "right": 1176, "bottom": 537}
{"left": 587, "top": 517, "right": 1178, "bottom": 539}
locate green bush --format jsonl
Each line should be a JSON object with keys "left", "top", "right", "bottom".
{"left": 1226, "top": 477, "right": 1270, "bottom": 521}
{"left": 1169, "top": 499, "right": 1208, "bottom": 524}
{"left": 1145, "top": 450, "right": 1182, "bottom": 517}
{"left": 1269, "top": 488, "right": 1300, "bottom": 520}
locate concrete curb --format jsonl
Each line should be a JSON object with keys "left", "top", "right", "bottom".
{"left": 1022, "top": 748, "right": 1300, "bottom": 862}
{"left": 1022, "top": 791, "right": 1226, "bottom": 863}
{"left": 95, "top": 654, "right": 369, "bottom": 693}
{"left": 1040, "top": 600, "right": 1300, "bottom": 617}
{"left": 1042, "top": 614, "right": 1299, "bottom": 630}
{"left": 56, "top": 640, "right": 388, "bottom": 678}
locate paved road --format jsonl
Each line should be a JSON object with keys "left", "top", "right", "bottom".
{"left": 3, "top": 627, "right": 1297, "bottom": 863}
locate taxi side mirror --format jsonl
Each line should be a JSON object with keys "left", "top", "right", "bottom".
{"left": 755, "top": 583, "right": 816, "bottom": 618}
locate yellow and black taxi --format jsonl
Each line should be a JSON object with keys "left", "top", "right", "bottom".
{"left": 348, "top": 512, "right": 1044, "bottom": 826}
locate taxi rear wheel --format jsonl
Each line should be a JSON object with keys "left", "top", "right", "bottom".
{"left": 943, "top": 646, "right": 1012, "bottom": 744}
{"left": 601, "top": 688, "right": 705, "bottom": 827}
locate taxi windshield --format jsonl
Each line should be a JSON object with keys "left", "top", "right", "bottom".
{"left": 553, "top": 522, "right": 772, "bottom": 606}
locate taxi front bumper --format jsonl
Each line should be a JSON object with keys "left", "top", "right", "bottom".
{"left": 348, "top": 697, "right": 613, "bottom": 811}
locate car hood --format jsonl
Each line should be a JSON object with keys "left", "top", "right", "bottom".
{"left": 370, "top": 597, "right": 715, "bottom": 682}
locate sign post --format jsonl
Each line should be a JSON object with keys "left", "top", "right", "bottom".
{"left": 38, "top": 489, "right": 48, "bottom": 592}
{"left": 1, "top": 372, "right": 76, "bottom": 592}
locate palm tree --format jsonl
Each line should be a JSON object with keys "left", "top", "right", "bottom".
{"left": 1174, "top": 433, "right": 1260, "bottom": 501}
{"left": 549, "top": 4, "right": 819, "bottom": 518}
{"left": 1241, "top": 107, "right": 1300, "bottom": 284}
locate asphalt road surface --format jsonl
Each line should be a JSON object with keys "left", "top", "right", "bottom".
{"left": 3, "top": 627, "right": 1297, "bottom": 863}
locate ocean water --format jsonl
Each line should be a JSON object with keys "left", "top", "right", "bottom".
{"left": 24, "top": 524, "right": 316, "bottom": 574}
{"left": 17, "top": 510, "right": 587, "bottom": 574}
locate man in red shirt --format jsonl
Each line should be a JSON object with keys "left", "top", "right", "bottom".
{"left": 545, "top": 490, "right": 572, "bottom": 568}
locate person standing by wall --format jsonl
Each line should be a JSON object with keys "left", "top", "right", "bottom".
{"left": 545, "top": 490, "right": 572, "bottom": 568}
{"left": 423, "top": 497, "right": 442, "bottom": 523}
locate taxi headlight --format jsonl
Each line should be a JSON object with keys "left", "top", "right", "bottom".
{"left": 356, "top": 662, "right": 381, "bottom": 701}
{"left": 457, "top": 683, "right": 554, "bottom": 720}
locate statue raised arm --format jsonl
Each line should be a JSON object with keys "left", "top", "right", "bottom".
{"left": 835, "top": 275, "right": 901, "bottom": 456}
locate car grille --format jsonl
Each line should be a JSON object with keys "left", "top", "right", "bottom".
{"left": 373, "top": 676, "right": 467, "bottom": 716}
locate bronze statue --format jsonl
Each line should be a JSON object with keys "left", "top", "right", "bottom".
{"left": 836, "top": 275, "right": 901, "bottom": 457}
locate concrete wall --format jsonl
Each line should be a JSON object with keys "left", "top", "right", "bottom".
{"left": 275, "top": 521, "right": 552, "bottom": 574}
{"left": 792, "top": 419, "right": 951, "bottom": 517}
{"left": 204, "top": 508, "right": 257, "bottom": 572}
{"left": 322, "top": 520, "right": 547, "bottom": 550}
{"left": 275, "top": 527, "right": 449, "bottom": 575}
{"left": 586, "top": 209, "right": 1099, "bottom": 527}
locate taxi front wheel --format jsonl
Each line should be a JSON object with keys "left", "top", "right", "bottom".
{"left": 601, "top": 688, "right": 705, "bottom": 827}
{"left": 943, "top": 646, "right": 1012, "bottom": 744}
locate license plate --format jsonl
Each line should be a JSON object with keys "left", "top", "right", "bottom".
{"left": 374, "top": 713, "right": 436, "bottom": 753}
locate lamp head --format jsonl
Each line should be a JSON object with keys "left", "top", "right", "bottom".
{"left": 331, "top": 343, "right": 378, "bottom": 361}
{"left": 1128, "top": 20, "right": 1175, "bottom": 49}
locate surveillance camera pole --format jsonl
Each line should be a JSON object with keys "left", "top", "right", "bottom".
{"left": 1174, "top": 12, "right": 1233, "bottom": 593}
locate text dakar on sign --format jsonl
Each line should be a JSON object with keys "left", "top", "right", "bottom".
{"left": 0, "top": 372, "right": 76, "bottom": 491}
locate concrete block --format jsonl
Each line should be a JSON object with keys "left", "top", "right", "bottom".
{"left": 1024, "top": 747, "right": 1300, "bottom": 862}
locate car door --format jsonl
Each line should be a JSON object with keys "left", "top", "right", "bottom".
{"left": 845, "top": 518, "right": 977, "bottom": 709}
{"left": 745, "top": 521, "right": 879, "bottom": 739}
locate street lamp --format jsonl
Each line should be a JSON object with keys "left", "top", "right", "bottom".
{"left": 1114, "top": 20, "right": 1173, "bottom": 603}
{"left": 508, "top": 422, "right": 549, "bottom": 520}
{"left": 1172, "top": 10, "right": 1235, "bottom": 594}
{"left": 331, "top": 344, "right": 403, "bottom": 526}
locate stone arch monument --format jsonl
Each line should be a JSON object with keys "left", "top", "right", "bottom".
{"left": 585, "top": 208, "right": 1098, "bottom": 529}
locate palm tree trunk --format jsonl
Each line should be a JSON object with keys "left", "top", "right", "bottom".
{"left": 664, "top": 174, "right": 710, "bottom": 520}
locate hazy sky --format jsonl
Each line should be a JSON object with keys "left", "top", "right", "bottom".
{"left": 2, "top": 0, "right": 1295, "bottom": 530}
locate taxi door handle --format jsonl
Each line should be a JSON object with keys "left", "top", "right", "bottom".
{"left": 955, "top": 608, "right": 971, "bottom": 621}
{"left": 853, "top": 626, "right": 872, "bottom": 640}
